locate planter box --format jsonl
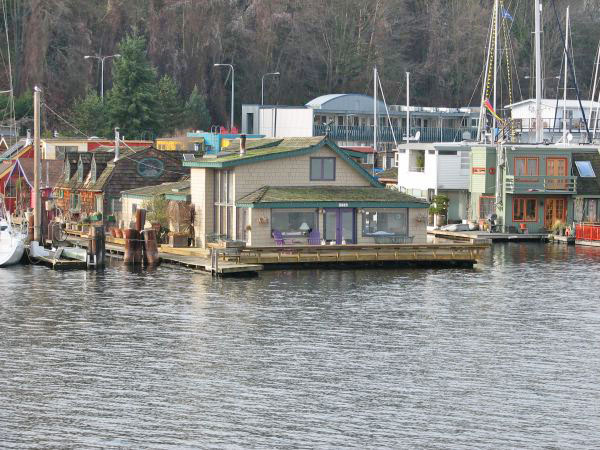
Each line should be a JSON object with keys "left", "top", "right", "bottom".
{"left": 169, "top": 234, "right": 188, "bottom": 248}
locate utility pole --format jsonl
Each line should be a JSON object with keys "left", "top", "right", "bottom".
{"left": 33, "top": 86, "right": 41, "bottom": 243}
{"left": 406, "top": 72, "right": 410, "bottom": 145}
{"left": 535, "top": 0, "right": 543, "bottom": 142}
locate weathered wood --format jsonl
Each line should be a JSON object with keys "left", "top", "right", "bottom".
{"left": 135, "top": 209, "right": 146, "bottom": 232}
{"left": 142, "top": 229, "right": 160, "bottom": 265}
{"left": 123, "top": 229, "right": 142, "bottom": 265}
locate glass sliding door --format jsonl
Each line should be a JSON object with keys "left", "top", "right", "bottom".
{"left": 324, "top": 208, "right": 355, "bottom": 244}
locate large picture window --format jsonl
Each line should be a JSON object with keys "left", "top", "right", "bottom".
{"left": 362, "top": 209, "right": 408, "bottom": 236}
{"left": 310, "top": 157, "right": 336, "bottom": 181}
{"left": 513, "top": 198, "right": 537, "bottom": 222}
{"left": 583, "top": 199, "right": 599, "bottom": 222}
{"left": 271, "top": 210, "right": 317, "bottom": 236}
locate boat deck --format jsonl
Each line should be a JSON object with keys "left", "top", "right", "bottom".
{"left": 429, "top": 229, "right": 549, "bottom": 243}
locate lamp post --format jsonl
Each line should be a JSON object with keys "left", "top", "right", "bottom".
{"left": 84, "top": 54, "right": 121, "bottom": 100}
{"left": 261, "top": 72, "right": 280, "bottom": 106}
{"left": 214, "top": 63, "right": 235, "bottom": 130}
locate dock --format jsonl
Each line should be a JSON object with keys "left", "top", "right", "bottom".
{"left": 228, "top": 242, "right": 489, "bottom": 268}
{"left": 64, "top": 233, "right": 264, "bottom": 276}
{"left": 28, "top": 247, "right": 88, "bottom": 270}
{"left": 429, "top": 229, "right": 549, "bottom": 243}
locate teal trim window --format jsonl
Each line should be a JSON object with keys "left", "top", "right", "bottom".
{"left": 310, "top": 157, "right": 336, "bottom": 181}
{"left": 64, "top": 160, "right": 71, "bottom": 181}
{"left": 137, "top": 157, "right": 164, "bottom": 178}
{"left": 271, "top": 210, "right": 317, "bottom": 237}
{"left": 70, "top": 193, "right": 80, "bottom": 210}
{"left": 362, "top": 209, "right": 408, "bottom": 236}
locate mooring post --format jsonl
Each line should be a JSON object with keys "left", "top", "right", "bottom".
{"left": 135, "top": 208, "right": 146, "bottom": 232}
{"left": 124, "top": 228, "right": 142, "bottom": 265}
{"left": 142, "top": 229, "right": 159, "bottom": 265}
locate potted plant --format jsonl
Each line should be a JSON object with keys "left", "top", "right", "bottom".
{"left": 429, "top": 194, "right": 450, "bottom": 226}
{"left": 551, "top": 220, "right": 565, "bottom": 236}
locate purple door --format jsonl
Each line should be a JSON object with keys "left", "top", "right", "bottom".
{"left": 324, "top": 208, "right": 355, "bottom": 244}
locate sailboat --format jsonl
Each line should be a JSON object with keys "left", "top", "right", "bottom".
{"left": 0, "top": 195, "right": 25, "bottom": 266}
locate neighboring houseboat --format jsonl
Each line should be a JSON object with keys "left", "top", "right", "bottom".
{"left": 2, "top": 158, "right": 63, "bottom": 213}
{"left": 120, "top": 179, "right": 190, "bottom": 227}
{"left": 572, "top": 153, "right": 600, "bottom": 245}
{"left": 396, "top": 142, "right": 471, "bottom": 223}
{"left": 469, "top": 143, "right": 599, "bottom": 233}
{"left": 183, "top": 136, "right": 429, "bottom": 248}
{"left": 53, "top": 145, "right": 188, "bottom": 224}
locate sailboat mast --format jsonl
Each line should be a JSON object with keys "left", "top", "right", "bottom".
{"left": 562, "top": 6, "right": 569, "bottom": 143}
{"left": 406, "top": 72, "right": 410, "bottom": 145}
{"left": 33, "top": 87, "right": 41, "bottom": 243}
{"left": 373, "top": 66, "right": 377, "bottom": 176}
{"left": 493, "top": 0, "right": 499, "bottom": 142}
{"left": 535, "top": 0, "right": 542, "bottom": 142}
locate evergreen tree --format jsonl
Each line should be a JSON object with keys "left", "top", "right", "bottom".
{"left": 70, "top": 90, "right": 108, "bottom": 137}
{"left": 106, "top": 34, "right": 159, "bottom": 139}
{"left": 184, "top": 85, "right": 211, "bottom": 131}
{"left": 157, "top": 74, "right": 182, "bottom": 136}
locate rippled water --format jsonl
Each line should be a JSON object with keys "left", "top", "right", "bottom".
{"left": 1, "top": 243, "right": 600, "bottom": 448}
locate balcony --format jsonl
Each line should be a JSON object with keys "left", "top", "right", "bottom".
{"left": 313, "top": 125, "right": 478, "bottom": 144}
{"left": 505, "top": 175, "right": 577, "bottom": 194}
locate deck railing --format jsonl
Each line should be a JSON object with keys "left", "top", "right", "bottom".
{"left": 575, "top": 223, "right": 600, "bottom": 241}
{"left": 505, "top": 175, "right": 577, "bottom": 194}
{"left": 313, "top": 125, "right": 478, "bottom": 144}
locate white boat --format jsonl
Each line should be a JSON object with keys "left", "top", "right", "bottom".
{"left": 0, "top": 196, "right": 25, "bottom": 267}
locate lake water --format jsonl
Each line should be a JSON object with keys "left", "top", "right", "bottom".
{"left": 1, "top": 242, "right": 600, "bottom": 448}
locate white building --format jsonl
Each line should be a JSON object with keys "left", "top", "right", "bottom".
{"left": 396, "top": 142, "right": 471, "bottom": 222}
{"left": 242, "top": 94, "right": 480, "bottom": 169}
{"left": 506, "top": 98, "right": 600, "bottom": 143}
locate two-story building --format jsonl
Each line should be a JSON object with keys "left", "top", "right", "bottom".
{"left": 183, "top": 136, "right": 429, "bottom": 248}
{"left": 469, "top": 143, "right": 599, "bottom": 232}
{"left": 54, "top": 145, "right": 187, "bottom": 224}
{"left": 396, "top": 142, "right": 471, "bottom": 223}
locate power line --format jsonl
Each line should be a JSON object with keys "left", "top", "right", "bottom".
{"left": 42, "top": 102, "right": 190, "bottom": 176}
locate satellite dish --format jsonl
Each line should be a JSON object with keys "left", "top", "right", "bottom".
{"left": 567, "top": 133, "right": 573, "bottom": 142}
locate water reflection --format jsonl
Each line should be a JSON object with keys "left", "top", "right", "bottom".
{"left": 1, "top": 243, "right": 600, "bottom": 447}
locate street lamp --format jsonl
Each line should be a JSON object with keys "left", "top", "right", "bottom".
{"left": 214, "top": 63, "right": 235, "bottom": 130}
{"left": 261, "top": 72, "right": 280, "bottom": 106}
{"left": 84, "top": 54, "right": 121, "bottom": 100}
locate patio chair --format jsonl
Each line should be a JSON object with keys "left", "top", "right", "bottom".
{"left": 272, "top": 230, "right": 301, "bottom": 246}
{"left": 307, "top": 230, "right": 321, "bottom": 245}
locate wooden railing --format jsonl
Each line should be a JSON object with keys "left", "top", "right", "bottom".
{"left": 505, "top": 175, "right": 577, "bottom": 194}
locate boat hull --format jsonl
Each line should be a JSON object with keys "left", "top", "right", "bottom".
{"left": 0, "top": 237, "right": 25, "bottom": 267}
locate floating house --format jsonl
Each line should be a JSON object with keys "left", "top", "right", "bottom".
{"left": 183, "top": 136, "right": 429, "bottom": 248}
{"left": 53, "top": 146, "right": 187, "bottom": 224}
{"left": 469, "top": 143, "right": 599, "bottom": 232}
{"left": 120, "top": 179, "right": 190, "bottom": 227}
{"left": 396, "top": 142, "right": 471, "bottom": 223}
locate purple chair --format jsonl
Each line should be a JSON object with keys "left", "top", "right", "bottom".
{"left": 307, "top": 230, "right": 321, "bottom": 245}
{"left": 272, "top": 230, "right": 286, "bottom": 246}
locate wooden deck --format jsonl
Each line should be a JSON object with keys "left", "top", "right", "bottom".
{"left": 229, "top": 243, "right": 489, "bottom": 267}
{"left": 429, "top": 229, "right": 549, "bottom": 243}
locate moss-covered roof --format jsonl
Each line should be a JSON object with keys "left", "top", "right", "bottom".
{"left": 236, "top": 186, "right": 429, "bottom": 208}
{"left": 183, "top": 137, "right": 381, "bottom": 187}
{"left": 573, "top": 153, "right": 600, "bottom": 195}
{"left": 121, "top": 179, "right": 190, "bottom": 197}
{"left": 377, "top": 167, "right": 398, "bottom": 180}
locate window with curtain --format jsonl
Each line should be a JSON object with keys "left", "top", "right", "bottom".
{"left": 514, "top": 157, "right": 538, "bottom": 176}
{"left": 479, "top": 196, "right": 495, "bottom": 219}
{"left": 271, "top": 210, "right": 316, "bottom": 236}
{"left": 513, "top": 198, "right": 537, "bottom": 221}
{"left": 362, "top": 209, "right": 408, "bottom": 236}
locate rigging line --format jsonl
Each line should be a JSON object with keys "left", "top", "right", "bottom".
{"left": 43, "top": 103, "right": 190, "bottom": 177}
{"left": 2, "top": 0, "right": 14, "bottom": 136}
{"left": 550, "top": 0, "right": 590, "bottom": 140}
{"left": 376, "top": 72, "right": 397, "bottom": 146}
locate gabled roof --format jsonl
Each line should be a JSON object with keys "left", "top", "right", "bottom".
{"left": 183, "top": 137, "right": 381, "bottom": 187}
{"left": 121, "top": 179, "right": 190, "bottom": 198}
{"left": 12, "top": 158, "right": 64, "bottom": 188}
{"left": 236, "top": 186, "right": 429, "bottom": 208}
{"left": 573, "top": 153, "right": 600, "bottom": 195}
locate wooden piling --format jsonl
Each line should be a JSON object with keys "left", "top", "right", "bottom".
{"left": 27, "top": 214, "right": 34, "bottom": 241}
{"left": 135, "top": 209, "right": 146, "bottom": 232}
{"left": 142, "top": 229, "right": 159, "bottom": 265}
{"left": 87, "top": 226, "right": 106, "bottom": 267}
{"left": 123, "top": 228, "right": 142, "bottom": 264}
